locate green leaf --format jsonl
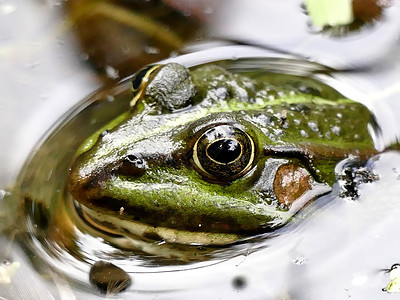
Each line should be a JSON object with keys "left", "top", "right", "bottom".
{"left": 305, "top": 0, "right": 354, "bottom": 27}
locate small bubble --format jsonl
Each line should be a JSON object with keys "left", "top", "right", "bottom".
{"left": 215, "top": 87, "right": 228, "bottom": 99}
{"left": 325, "top": 131, "right": 331, "bottom": 139}
{"left": 307, "top": 121, "right": 319, "bottom": 133}
{"left": 106, "top": 95, "right": 115, "bottom": 102}
{"left": 300, "top": 130, "right": 309, "bottom": 138}
{"left": 337, "top": 113, "right": 343, "bottom": 118}
{"left": 331, "top": 125, "right": 341, "bottom": 136}
{"left": 255, "top": 97, "right": 264, "bottom": 105}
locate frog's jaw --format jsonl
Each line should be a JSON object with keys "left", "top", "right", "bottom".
{"left": 75, "top": 201, "right": 241, "bottom": 246}
{"left": 73, "top": 178, "right": 331, "bottom": 246}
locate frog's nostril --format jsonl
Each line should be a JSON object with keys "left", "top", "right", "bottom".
{"left": 126, "top": 154, "right": 144, "bottom": 166}
{"left": 119, "top": 154, "right": 147, "bottom": 176}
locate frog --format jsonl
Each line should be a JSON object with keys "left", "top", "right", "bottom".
{"left": 68, "top": 62, "right": 378, "bottom": 246}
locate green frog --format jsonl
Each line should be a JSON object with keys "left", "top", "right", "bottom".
{"left": 68, "top": 62, "right": 378, "bottom": 245}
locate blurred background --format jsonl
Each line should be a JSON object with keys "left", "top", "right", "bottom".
{"left": 1, "top": 0, "right": 400, "bottom": 186}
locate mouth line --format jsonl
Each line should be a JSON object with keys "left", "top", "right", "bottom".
{"left": 73, "top": 200, "right": 242, "bottom": 246}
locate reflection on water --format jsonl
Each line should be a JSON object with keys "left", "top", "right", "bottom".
{"left": 64, "top": 0, "right": 207, "bottom": 80}
{"left": 0, "top": 57, "right": 399, "bottom": 299}
{"left": 1, "top": 0, "right": 400, "bottom": 299}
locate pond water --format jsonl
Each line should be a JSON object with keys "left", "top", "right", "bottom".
{"left": 1, "top": 1, "right": 400, "bottom": 299}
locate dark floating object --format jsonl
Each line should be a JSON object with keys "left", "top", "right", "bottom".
{"left": 335, "top": 157, "right": 379, "bottom": 200}
{"left": 232, "top": 275, "right": 247, "bottom": 290}
{"left": 89, "top": 260, "right": 132, "bottom": 294}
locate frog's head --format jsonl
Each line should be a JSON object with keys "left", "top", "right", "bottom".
{"left": 68, "top": 63, "right": 373, "bottom": 245}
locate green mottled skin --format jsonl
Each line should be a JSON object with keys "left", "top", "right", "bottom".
{"left": 68, "top": 63, "right": 377, "bottom": 238}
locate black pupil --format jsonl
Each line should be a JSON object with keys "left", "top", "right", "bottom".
{"left": 207, "top": 139, "right": 241, "bottom": 164}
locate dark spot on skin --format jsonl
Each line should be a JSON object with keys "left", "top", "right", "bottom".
{"left": 232, "top": 276, "right": 247, "bottom": 290}
{"left": 89, "top": 261, "right": 132, "bottom": 294}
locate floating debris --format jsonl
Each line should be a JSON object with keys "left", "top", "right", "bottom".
{"left": 383, "top": 264, "right": 400, "bottom": 293}
{"left": 0, "top": 261, "right": 20, "bottom": 285}
{"left": 232, "top": 275, "right": 247, "bottom": 291}
{"left": 89, "top": 261, "right": 132, "bottom": 295}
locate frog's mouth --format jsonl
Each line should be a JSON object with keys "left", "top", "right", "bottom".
{"left": 73, "top": 200, "right": 242, "bottom": 246}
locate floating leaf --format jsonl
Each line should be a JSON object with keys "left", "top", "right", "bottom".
{"left": 384, "top": 264, "right": 400, "bottom": 293}
{"left": 305, "top": 0, "right": 354, "bottom": 27}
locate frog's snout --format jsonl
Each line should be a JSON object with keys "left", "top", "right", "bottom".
{"left": 68, "top": 161, "right": 105, "bottom": 202}
{"left": 68, "top": 153, "right": 148, "bottom": 201}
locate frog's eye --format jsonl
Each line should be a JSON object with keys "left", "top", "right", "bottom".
{"left": 130, "top": 65, "right": 161, "bottom": 106}
{"left": 192, "top": 125, "right": 255, "bottom": 181}
{"left": 131, "top": 65, "right": 161, "bottom": 92}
